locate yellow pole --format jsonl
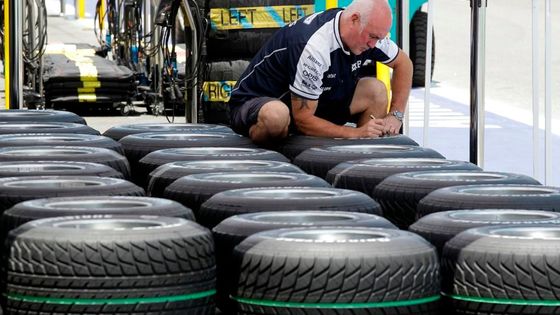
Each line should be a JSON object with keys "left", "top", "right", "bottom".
{"left": 100, "top": 0, "right": 106, "bottom": 29}
{"left": 376, "top": 61, "right": 392, "bottom": 112}
{"left": 77, "top": 0, "right": 86, "bottom": 19}
{"left": 4, "top": 0, "right": 10, "bottom": 109}
{"left": 326, "top": 0, "right": 338, "bottom": 9}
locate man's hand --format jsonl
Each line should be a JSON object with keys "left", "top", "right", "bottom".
{"left": 383, "top": 115, "right": 402, "bottom": 135}
{"left": 354, "top": 118, "right": 386, "bottom": 138}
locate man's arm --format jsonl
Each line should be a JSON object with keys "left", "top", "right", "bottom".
{"left": 291, "top": 94, "right": 385, "bottom": 138}
{"left": 383, "top": 49, "right": 413, "bottom": 134}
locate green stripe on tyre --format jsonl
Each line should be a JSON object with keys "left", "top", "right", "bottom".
{"left": 5, "top": 289, "right": 216, "bottom": 305}
{"left": 444, "top": 293, "right": 560, "bottom": 306}
{"left": 234, "top": 295, "right": 440, "bottom": 309}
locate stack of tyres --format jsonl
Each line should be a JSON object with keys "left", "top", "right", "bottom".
{"left": 199, "top": 0, "right": 314, "bottom": 124}
{"left": 42, "top": 44, "right": 137, "bottom": 112}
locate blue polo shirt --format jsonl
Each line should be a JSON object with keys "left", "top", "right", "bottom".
{"left": 228, "top": 8, "right": 399, "bottom": 109}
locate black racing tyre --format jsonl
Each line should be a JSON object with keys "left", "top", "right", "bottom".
{"left": 410, "top": 209, "right": 560, "bottom": 254}
{"left": 375, "top": 171, "right": 542, "bottom": 228}
{"left": 2, "top": 196, "right": 195, "bottom": 237}
{"left": 279, "top": 134, "right": 419, "bottom": 161}
{"left": 442, "top": 225, "right": 560, "bottom": 315}
{"left": 232, "top": 227, "right": 440, "bottom": 315}
{"left": 148, "top": 160, "right": 303, "bottom": 197}
{"left": 0, "top": 176, "right": 145, "bottom": 213}
{"left": 202, "top": 60, "right": 251, "bottom": 125}
{"left": 2, "top": 215, "right": 215, "bottom": 315}
{"left": 0, "top": 146, "right": 131, "bottom": 179}
{"left": 0, "top": 122, "right": 99, "bottom": 135}
{"left": 102, "top": 123, "right": 233, "bottom": 141}
{"left": 119, "top": 132, "right": 255, "bottom": 178}
{"left": 0, "top": 133, "right": 124, "bottom": 154}
{"left": 213, "top": 211, "right": 397, "bottom": 312}
{"left": 294, "top": 145, "right": 444, "bottom": 179}
{"left": 418, "top": 184, "right": 560, "bottom": 218}
{"left": 163, "top": 172, "right": 330, "bottom": 214}
{"left": 199, "top": 187, "right": 383, "bottom": 229}
{"left": 0, "top": 109, "right": 86, "bottom": 124}
{"left": 0, "top": 161, "right": 123, "bottom": 179}
{"left": 138, "top": 147, "right": 289, "bottom": 188}
{"left": 410, "top": 10, "right": 435, "bottom": 87}
{"left": 326, "top": 158, "right": 480, "bottom": 196}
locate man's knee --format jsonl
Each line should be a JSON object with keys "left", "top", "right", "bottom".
{"left": 358, "top": 77, "right": 388, "bottom": 103}
{"left": 351, "top": 77, "right": 388, "bottom": 116}
{"left": 257, "top": 101, "right": 290, "bottom": 137}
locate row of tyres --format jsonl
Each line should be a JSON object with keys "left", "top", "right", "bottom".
{"left": 42, "top": 44, "right": 137, "bottom": 111}
{"left": 1, "top": 111, "right": 560, "bottom": 314}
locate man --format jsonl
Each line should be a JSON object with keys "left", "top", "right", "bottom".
{"left": 228, "top": 0, "right": 413, "bottom": 144}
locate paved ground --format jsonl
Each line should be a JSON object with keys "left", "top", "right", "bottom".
{"left": 1, "top": 2, "right": 559, "bottom": 186}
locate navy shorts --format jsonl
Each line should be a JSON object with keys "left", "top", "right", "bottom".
{"left": 229, "top": 96, "right": 278, "bottom": 136}
{"left": 230, "top": 93, "right": 359, "bottom": 136}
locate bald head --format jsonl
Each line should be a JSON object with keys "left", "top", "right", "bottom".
{"left": 345, "top": 0, "right": 392, "bottom": 31}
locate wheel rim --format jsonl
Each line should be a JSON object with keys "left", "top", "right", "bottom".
{"left": 448, "top": 210, "right": 559, "bottom": 222}
{"left": 166, "top": 147, "right": 256, "bottom": 155}
{"left": 53, "top": 219, "right": 164, "bottom": 230}
{"left": 488, "top": 226, "right": 560, "bottom": 239}
{"left": 412, "top": 172, "right": 509, "bottom": 181}
{"left": 240, "top": 188, "right": 338, "bottom": 198}
{"left": 461, "top": 186, "right": 557, "bottom": 196}
{"left": 329, "top": 145, "right": 415, "bottom": 153}
{"left": 276, "top": 229, "right": 391, "bottom": 241}
{"left": 45, "top": 200, "right": 153, "bottom": 209}
{"left": 252, "top": 212, "right": 356, "bottom": 223}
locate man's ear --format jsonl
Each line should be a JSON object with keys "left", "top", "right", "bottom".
{"left": 351, "top": 12, "right": 361, "bottom": 25}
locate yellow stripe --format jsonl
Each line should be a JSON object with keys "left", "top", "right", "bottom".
{"left": 202, "top": 81, "right": 237, "bottom": 102}
{"left": 77, "top": 0, "right": 86, "bottom": 19}
{"left": 325, "top": 0, "right": 338, "bottom": 9}
{"left": 78, "top": 94, "right": 97, "bottom": 102}
{"left": 77, "top": 88, "right": 96, "bottom": 93}
{"left": 210, "top": 5, "right": 313, "bottom": 30}
{"left": 4, "top": 0, "right": 10, "bottom": 109}
{"left": 83, "top": 81, "right": 101, "bottom": 88}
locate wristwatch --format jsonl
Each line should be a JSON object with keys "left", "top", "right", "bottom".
{"left": 391, "top": 110, "right": 404, "bottom": 122}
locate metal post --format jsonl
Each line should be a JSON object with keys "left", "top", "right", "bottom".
{"left": 5, "top": 0, "right": 24, "bottom": 109}
{"left": 182, "top": 0, "right": 198, "bottom": 123}
{"left": 400, "top": 0, "right": 410, "bottom": 135}
{"left": 144, "top": 0, "right": 151, "bottom": 47}
{"left": 60, "top": 0, "right": 66, "bottom": 16}
{"left": 422, "top": 0, "right": 434, "bottom": 146}
{"left": 531, "top": 0, "right": 540, "bottom": 180}
{"left": 544, "top": 0, "right": 552, "bottom": 184}
{"left": 478, "top": 0, "right": 486, "bottom": 168}
{"left": 469, "top": 0, "right": 486, "bottom": 166}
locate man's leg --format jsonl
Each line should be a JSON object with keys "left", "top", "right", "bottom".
{"left": 349, "top": 77, "right": 389, "bottom": 127}
{"left": 249, "top": 100, "right": 290, "bottom": 144}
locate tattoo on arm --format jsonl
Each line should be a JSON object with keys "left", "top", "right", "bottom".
{"left": 299, "top": 99, "right": 310, "bottom": 110}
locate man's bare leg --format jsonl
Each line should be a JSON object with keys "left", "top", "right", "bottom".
{"left": 349, "top": 77, "right": 389, "bottom": 127}
{"left": 248, "top": 100, "right": 290, "bottom": 144}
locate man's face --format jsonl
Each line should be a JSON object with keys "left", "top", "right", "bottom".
{"left": 347, "top": 12, "right": 391, "bottom": 55}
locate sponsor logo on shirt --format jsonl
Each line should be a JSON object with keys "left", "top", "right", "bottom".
{"left": 302, "top": 69, "right": 319, "bottom": 82}
{"left": 307, "top": 55, "right": 323, "bottom": 68}
{"left": 351, "top": 60, "right": 362, "bottom": 72}
{"left": 301, "top": 79, "right": 317, "bottom": 90}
